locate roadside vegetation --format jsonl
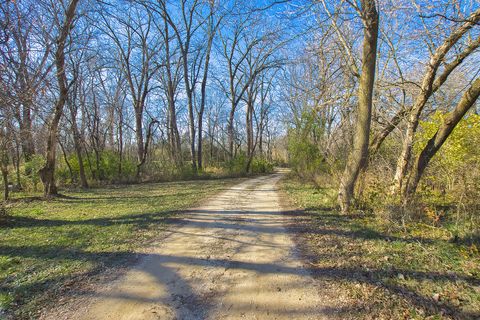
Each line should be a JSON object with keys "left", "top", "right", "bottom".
{"left": 0, "top": 178, "right": 239, "bottom": 319}
{"left": 282, "top": 2, "right": 480, "bottom": 317}
{"left": 282, "top": 178, "right": 480, "bottom": 319}
{"left": 284, "top": 105, "right": 480, "bottom": 319}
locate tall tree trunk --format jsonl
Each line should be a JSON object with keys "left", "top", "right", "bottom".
{"left": 70, "top": 104, "right": 88, "bottom": 188}
{"left": 20, "top": 100, "right": 35, "bottom": 162}
{"left": 13, "top": 141, "right": 22, "bottom": 189}
{"left": 228, "top": 105, "right": 235, "bottom": 160}
{"left": 1, "top": 165, "right": 7, "bottom": 201}
{"left": 118, "top": 103, "right": 124, "bottom": 175}
{"left": 197, "top": 13, "right": 218, "bottom": 171}
{"left": 164, "top": 19, "right": 182, "bottom": 166}
{"left": 246, "top": 94, "right": 254, "bottom": 173}
{"left": 404, "top": 77, "right": 480, "bottom": 202}
{"left": 58, "top": 137, "right": 74, "bottom": 183}
{"left": 181, "top": 51, "right": 197, "bottom": 172}
{"left": 39, "top": 0, "right": 79, "bottom": 197}
{"left": 0, "top": 139, "right": 8, "bottom": 201}
{"left": 197, "top": 112, "right": 204, "bottom": 170}
{"left": 134, "top": 105, "right": 145, "bottom": 179}
{"left": 337, "top": 0, "right": 379, "bottom": 213}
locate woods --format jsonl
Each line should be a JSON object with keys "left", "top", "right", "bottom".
{"left": 1, "top": 0, "right": 480, "bottom": 318}
{"left": 0, "top": 0, "right": 282, "bottom": 199}
{"left": 285, "top": 1, "right": 480, "bottom": 221}
{"left": 0, "top": 0, "right": 477, "bottom": 233}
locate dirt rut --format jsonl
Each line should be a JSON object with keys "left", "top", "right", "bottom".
{"left": 47, "top": 173, "right": 332, "bottom": 319}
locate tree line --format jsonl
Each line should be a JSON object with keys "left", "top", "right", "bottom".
{"left": 0, "top": 0, "right": 286, "bottom": 198}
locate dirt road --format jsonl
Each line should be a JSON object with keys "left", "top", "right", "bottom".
{"left": 47, "top": 173, "right": 333, "bottom": 319}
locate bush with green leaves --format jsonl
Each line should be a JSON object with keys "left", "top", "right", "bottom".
{"left": 250, "top": 157, "right": 274, "bottom": 174}
{"left": 20, "top": 155, "right": 45, "bottom": 192}
{"left": 56, "top": 151, "right": 137, "bottom": 185}
{"left": 287, "top": 130, "right": 328, "bottom": 182}
{"left": 415, "top": 112, "right": 480, "bottom": 205}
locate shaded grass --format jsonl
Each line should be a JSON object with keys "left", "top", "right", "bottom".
{"left": 0, "top": 178, "right": 239, "bottom": 319}
{"left": 282, "top": 177, "right": 480, "bottom": 320}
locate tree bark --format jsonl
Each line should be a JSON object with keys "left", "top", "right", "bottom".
{"left": 164, "top": 19, "right": 182, "bottom": 166}
{"left": 39, "top": 0, "right": 80, "bottom": 197}
{"left": 228, "top": 106, "right": 236, "bottom": 160}
{"left": 1, "top": 165, "right": 7, "bottom": 201}
{"left": 69, "top": 102, "right": 88, "bottom": 188}
{"left": 134, "top": 105, "right": 145, "bottom": 179}
{"left": 0, "top": 138, "right": 8, "bottom": 201}
{"left": 337, "top": 0, "right": 379, "bottom": 213}
{"left": 20, "top": 100, "right": 35, "bottom": 162}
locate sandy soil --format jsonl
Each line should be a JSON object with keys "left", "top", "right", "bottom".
{"left": 43, "top": 173, "right": 336, "bottom": 319}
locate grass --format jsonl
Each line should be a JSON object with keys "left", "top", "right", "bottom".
{"left": 281, "top": 177, "right": 480, "bottom": 320}
{"left": 0, "top": 178, "right": 239, "bottom": 319}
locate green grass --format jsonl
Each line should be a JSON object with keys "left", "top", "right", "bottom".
{"left": 282, "top": 177, "right": 480, "bottom": 320}
{"left": 0, "top": 178, "right": 239, "bottom": 319}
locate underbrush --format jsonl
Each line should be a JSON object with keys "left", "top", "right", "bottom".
{"left": 1, "top": 153, "right": 275, "bottom": 195}
{"left": 282, "top": 177, "right": 480, "bottom": 319}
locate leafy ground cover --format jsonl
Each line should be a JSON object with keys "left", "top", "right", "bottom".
{"left": 282, "top": 177, "right": 480, "bottom": 320}
{"left": 0, "top": 178, "right": 239, "bottom": 319}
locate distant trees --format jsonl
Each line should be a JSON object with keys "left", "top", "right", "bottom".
{"left": 0, "top": 0, "right": 284, "bottom": 197}
{"left": 2, "top": 0, "right": 478, "bottom": 213}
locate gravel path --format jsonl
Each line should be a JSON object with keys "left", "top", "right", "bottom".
{"left": 46, "top": 173, "right": 332, "bottom": 319}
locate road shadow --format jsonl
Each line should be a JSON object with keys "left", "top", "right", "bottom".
{"left": 3, "top": 206, "right": 479, "bottom": 319}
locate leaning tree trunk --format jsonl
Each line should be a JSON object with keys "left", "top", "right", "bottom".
{"left": 337, "top": 0, "right": 379, "bottom": 213}
{"left": 392, "top": 9, "right": 480, "bottom": 196}
{"left": 404, "top": 77, "right": 480, "bottom": 203}
{"left": 39, "top": 0, "right": 80, "bottom": 197}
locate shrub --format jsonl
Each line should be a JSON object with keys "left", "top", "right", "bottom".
{"left": 22, "top": 155, "right": 45, "bottom": 192}
{"left": 287, "top": 130, "right": 327, "bottom": 181}
{"left": 250, "top": 157, "right": 274, "bottom": 174}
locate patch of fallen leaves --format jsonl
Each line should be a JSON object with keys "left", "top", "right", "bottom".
{"left": 281, "top": 179, "right": 480, "bottom": 320}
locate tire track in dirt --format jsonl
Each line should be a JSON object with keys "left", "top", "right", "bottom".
{"left": 44, "top": 172, "right": 336, "bottom": 320}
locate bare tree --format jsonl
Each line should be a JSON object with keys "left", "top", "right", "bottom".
{"left": 39, "top": 0, "right": 80, "bottom": 196}
{"left": 392, "top": 9, "right": 480, "bottom": 197}
{"left": 101, "top": 6, "right": 161, "bottom": 179}
{"left": 196, "top": 1, "right": 223, "bottom": 170}
{"left": 337, "top": 0, "right": 379, "bottom": 213}
{"left": 404, "top": 77, "right": 480, "bottom": 201}
{"left": 1, "top": 1, "right": 53, "bottom": 162}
